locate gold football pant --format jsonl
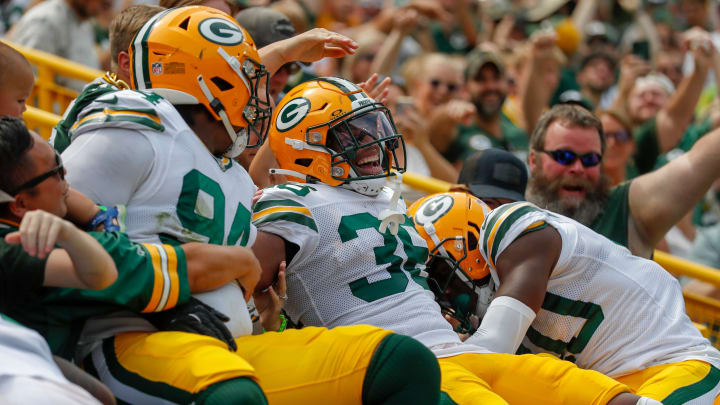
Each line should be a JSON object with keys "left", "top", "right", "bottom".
{"left": 86, "top": 325, "right": 391, "bottom": 404}
{"left": 616, "top": 360, "right": 720, "bottom": 404}
{"left": 439, "top": 352, "right": 630, "bottom": 405}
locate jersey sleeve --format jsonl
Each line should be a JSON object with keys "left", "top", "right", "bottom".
{"left": 479, "top": 202, "right": 549, "bottom": 271}
{"left": 252, "top": 184, "right": 320, "bottom": 266}
{"left": 62, "top": 126, "right": 154, "bottom": 206}
{"left": 69, "top": 91, "right": 166, "bottom": 138}
{"left": 59, "top": 232, "right": 191, "bottom": 313}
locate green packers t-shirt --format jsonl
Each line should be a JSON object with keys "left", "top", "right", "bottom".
{"left": 444, "top": 113, "right": 529, "bottom": 163}
{"left": 590, "top": 181, "right": 632, "bottom": 248}
{"left": 0, "top": 226, "right": 191, "bottom": 358}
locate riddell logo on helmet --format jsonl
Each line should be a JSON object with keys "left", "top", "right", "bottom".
{"left": 198, "top": 18, "right": 245, "bottom": 46}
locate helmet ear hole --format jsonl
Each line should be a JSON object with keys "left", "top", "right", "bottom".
{"left": 211, "top": 77, "right": 234, "bottom": 91}
{"left": 466, "top": 231, "right": 478, "bottom": 251}
{"left": 295, "top": 158, "right": 312, "bottom": 167}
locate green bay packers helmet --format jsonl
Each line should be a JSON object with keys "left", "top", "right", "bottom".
{"left": 129, "top": 6, "right": 271, "bottom": 158}
{"left": 407, "top": 192, "right": 493, "bottom": 333}
{"left": 269, "top": 77, "right": 405, "bottom": 196}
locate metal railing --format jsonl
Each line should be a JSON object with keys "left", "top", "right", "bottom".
{"left": 23, "top": 106, "right": 61, "bottom": 140}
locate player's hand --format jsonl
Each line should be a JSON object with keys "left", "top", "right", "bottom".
{"left": 443, "top": 313, "right": 471, "bottom": 341}
{"left": 253, "top": 261, "right": 287, "bottom": 332}
{"left": 237, "top": 254, "right": 262, "bottom": 302}
{"left": 252, "top": 189, "right": 263, "bottom": 207}
{"left": 358, "top": 73, "right": 391, "bottom": 104}
{"left": 142, "top": 297, "right": 237, "bottom": 351}
{"left": 283, "top": 28, "right": 358, "bottom": 64}
{"left": 5, "top": 210, "right": 73, "bottom": 259}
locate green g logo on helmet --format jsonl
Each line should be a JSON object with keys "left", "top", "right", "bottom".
{"left": 276, "top": 97, "right": 311, "bottom": 132}
{"left": 415, "top": 194, "right": 454, "bottom": 226}
{"left": 198, "top": 18, "right": 244, "bottom": 46}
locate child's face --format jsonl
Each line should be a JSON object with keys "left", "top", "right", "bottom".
{"left": 0, "top": 68, "right": 33, "bottom": 118}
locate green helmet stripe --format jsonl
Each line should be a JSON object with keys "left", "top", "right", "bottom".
{"left": 318, "top": 77, "right": 364, "bottom": 102}
{"left": 131, "top": 8, "right": 173, "bottom": 90}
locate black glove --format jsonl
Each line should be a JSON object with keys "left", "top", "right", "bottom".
{"left": 143, "top": 297, "right": 237, "bottom": 351}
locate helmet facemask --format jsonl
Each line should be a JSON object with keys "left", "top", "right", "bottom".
{"left": 319, "top": 104, "right": 405, "bottom": 195}
{"left": 426, "top": 236, "right": 491, "bottom": 334}
{"left": 202, "top": 50, "right": 271, "bottom": 158}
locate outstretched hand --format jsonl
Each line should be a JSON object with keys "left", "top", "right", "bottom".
{"left": 284, "top": 28, "right": 358, "bottom": 64}
{"left": 358, "top": 73, "right": 391, "bottom": 104}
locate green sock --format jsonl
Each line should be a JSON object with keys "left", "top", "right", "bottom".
{"left": 195, "top": 377, "right": 267, "bottom": 405}
{"left": 362, "top": 334, "right": 441, "bottom": 405}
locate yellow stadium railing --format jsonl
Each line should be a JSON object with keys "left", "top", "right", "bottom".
{"left": 4, "top": 40, "right": 103, "bottom": 115}
{"left": 23, "top": 106, "right": 61, "bottom": 140}
{"left": 402, "top": 171, "right": 720, "bottom": 346}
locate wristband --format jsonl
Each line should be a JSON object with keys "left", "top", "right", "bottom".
{"left": 86, "top": 205, "right": 121, "bottom": 232}
{"left": 263, "top": 314, "right": 287, "bottom": 333}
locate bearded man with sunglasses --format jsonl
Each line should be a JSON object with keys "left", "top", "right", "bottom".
{"left": 527, "top": 104, "right": 720, "bottom": 259}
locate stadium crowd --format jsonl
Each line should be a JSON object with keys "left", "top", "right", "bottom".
{"left": 3, "top": 0, "right": 720, "bottom": 403}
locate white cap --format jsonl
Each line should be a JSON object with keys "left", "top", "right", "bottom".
{"left": 635, "top": 73, "right": 675, "bottom": 95}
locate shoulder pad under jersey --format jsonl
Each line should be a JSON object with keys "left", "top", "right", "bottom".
{"left": 69, "top": 90, "right": 171, "bottom": 138}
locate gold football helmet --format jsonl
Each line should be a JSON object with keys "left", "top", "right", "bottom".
{"left": 269, "top": 77, "right": 405, "bottom": 196}
{"left": 408, "top": 192, "right": 493, "bottom": 333}
{"left": 129, "top": 6, "right": 271, "bottom": 157}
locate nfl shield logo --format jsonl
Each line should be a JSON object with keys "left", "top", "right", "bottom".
{"left": 151, "top": 62, "right": 162, "bottom": 75}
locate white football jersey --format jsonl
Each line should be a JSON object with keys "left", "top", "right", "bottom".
{"left": 253, "top": 183, "right": 487, "bottom": 355}
{"left": 479, "top": 201, "right": 720, "bottom": 377}
{"left": 62, "top": 90, "right": 256, "bottom": 338}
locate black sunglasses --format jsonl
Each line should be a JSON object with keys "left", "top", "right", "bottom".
{"left": 10, "top": 150, "right": 65, "bottom": 195}
{"left": 538, "top": 149, "right": 602, "bottom": 167}
{"left": 429, "top": 79, "right": 459, "bottom": 93}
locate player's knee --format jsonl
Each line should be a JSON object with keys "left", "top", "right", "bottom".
{"left": 363, "top": 333, "right": 441, "bottom": 405}
{"left": 196, "top": 377, "right": 267, "bottom": 405}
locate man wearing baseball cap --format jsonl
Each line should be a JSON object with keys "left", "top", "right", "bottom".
{"left": 443, "top": 49, "right": 529, "bottom": 166}
{"left": 454, "top": 148, "right": 528, "bottom": 209}
{"left": 236, "top": 7, "right": 299, "bottom": 102}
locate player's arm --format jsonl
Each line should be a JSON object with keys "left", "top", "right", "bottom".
{"left": 465, "top": 226, "right": 561, "bottom": 353}
{"left": 62, "top": 129, "right": 153, "bottom": 207}
{"left": 181, "top": 242, "right": 261, "bottom": 301}
{"left": 629, "top": 125, "right": 720, "bottom": 252}
{"left": 258, "top": 28, "right": 358, "bottom": 76}
{"left": 4, "top": 210, "right": 117, "bottom": 290}
{"left": 250, "top": 230, "right": 287, "bottom": 291}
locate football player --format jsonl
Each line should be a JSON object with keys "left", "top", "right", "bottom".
{"left": 252, "top": 77, "right": 656, "bottom": 405}
{"left": 60, "top": 6, "right": 441, "bottom": 405}
{"left": 410, "top": 191, "right": 720, "bottom": 404}
{"left": 0, "top": 117, "right": 260, "bottom": 360}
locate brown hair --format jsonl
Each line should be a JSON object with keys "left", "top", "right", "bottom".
{"left": 530, "top": 104, "right": 605, "bottom": 154}
{"left": 110, "top": 5, "right": 166, "bottom": 71}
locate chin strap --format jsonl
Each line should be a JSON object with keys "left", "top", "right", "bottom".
{"left": 379, "top": 172, "right": 405, "bottom": 235}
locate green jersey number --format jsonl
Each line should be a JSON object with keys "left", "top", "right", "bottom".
{"left": 176, "top": 169, "right": 251, "bottom": 246}
{"left": 517, "top": 292, "right": 604, "bottom": 363}
{"left": 338, "top": 213, "right": 429, "bottom": 302}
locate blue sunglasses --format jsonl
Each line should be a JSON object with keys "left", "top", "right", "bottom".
{"left": 538, "top": 149, "right": 602, "bottom": 167}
